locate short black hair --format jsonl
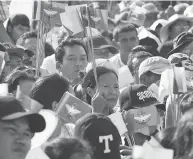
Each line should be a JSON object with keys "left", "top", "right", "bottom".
{"left": 113, "top": 23, "right": 137, "bottom": 41}
{"left": 45, "top": 42, "right": 55, "bottom": 57}
{"left": 127, "top": 51, "right": 152, "bottom": 76}
{"left": 9, "top": 14, "right": 30, "bottom": 28}
{"left": 82, "top": 66, "right": 118, "bottom": 105}
{"left": 131, "top": 45, "right": 159, "bottom": 56}
{"left": 16, "top": 31, "right": 37, "bottom": 46}
{"left": 44, "top": 137, "right": 92, "bottom": 159}
{"left": 55, "top": 38, "right": 88, "bottom": 63}
{"left": 29, "top": 73, "right": 70, "bottom": 110}
{"left": 4, "top": 70, "right": 35, "bottom": 93}
{"left": 101, "top": 30, "right": 113, "bottom": 41}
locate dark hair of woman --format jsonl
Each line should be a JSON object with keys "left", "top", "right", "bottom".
{"left": 82, "top": 66, "right": 118, "bottom": 105}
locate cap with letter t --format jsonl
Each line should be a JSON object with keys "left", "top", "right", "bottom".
{"left": 74, "top": 113, "right": 121, "bottom": 159}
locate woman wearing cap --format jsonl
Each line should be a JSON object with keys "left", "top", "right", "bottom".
{"left": 82, "top": 62, "right": 120, "bottom": 116}
{"left": 166, "top": 32, "right": 193, "bottom": 59}
{"left": 160, "top": 14, "right": 193, "bottom": 42}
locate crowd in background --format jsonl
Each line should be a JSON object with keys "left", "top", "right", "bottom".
{"left": 1, "top": 1, "right": 193, "bottom": 159}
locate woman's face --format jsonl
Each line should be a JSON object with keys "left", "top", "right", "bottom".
{"left": 92, "top": 72, "right": 120, "bottom": 109}
{"left": 170, "top": 20, "right": 191, "bottom": 40}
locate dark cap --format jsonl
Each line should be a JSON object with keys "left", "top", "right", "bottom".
{"left": 119, "top": 84, "right": 165, "bottom": 111}
{"left": 9, "top": 14, "right": 30, "bottom": 28}
{"left": 74, "top": 113, "right": 121, "bottom": 159}
{"left": 166, "top": 32, "right": 193, "bottom": 58}
{"left": 0, "top": 96, "right": 46, "bottom": 133}
{"left": 85, "top": 34, "right": 118, "bottom": 54}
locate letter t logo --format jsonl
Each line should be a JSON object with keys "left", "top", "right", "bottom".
{"left": 99, "top": 134, "right": 113, "bottom": 153}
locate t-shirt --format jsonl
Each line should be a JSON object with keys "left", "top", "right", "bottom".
{"left": 41, "top": 54, "right": 59, "bottom": 74}
{"left": 109, "top": 53, "right": 125, "bottom": 69}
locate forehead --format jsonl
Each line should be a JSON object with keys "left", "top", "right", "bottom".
{"left": 98, "top": 72, "right": 118, "bottom": 83}
{"left": 64, "top": 44, "right": 86, "bottom": 57}
{"left": 118, "top": 30, "right": 137, "bottom": 40}
{"left": 0, "top": 117, "right": 30, "bottom": 129}
{"left": 10, "top": 55, "right": 21, "bottom": 60}
{"left": 14, "top": 24, "right": 29, "bottom": 30}
{"left": 24, "top": 38, "right": 37, "bottom": 46}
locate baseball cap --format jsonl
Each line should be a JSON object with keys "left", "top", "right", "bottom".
{"left": 0, "top": 96, "right": 46, "bottom": 133}
{"left": 74, "top": 113, "right": 121, "bottom": 159}
{"left": 119, "top": 84, "right": 165, "bottom": 111}
{"left": 84, "top": 34, "right": 118, "bottom": 54}
{"left": 138, "top": 56, "right": 172, "bottom": 79}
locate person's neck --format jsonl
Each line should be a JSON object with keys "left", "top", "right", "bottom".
{"left": 120, "top": 52, "right": 127, "bottom": 65}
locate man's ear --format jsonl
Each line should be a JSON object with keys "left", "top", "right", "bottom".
{"left": 56, "top": 61, "right": 61, "bottom": 71}
{"left": 87, "top": 87, "right": 95, "bottom": 98}
{"left": 112, "top": 39, "right": 120, "bottom": 50}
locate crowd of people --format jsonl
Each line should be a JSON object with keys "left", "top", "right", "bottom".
{"left": 1, "top": 0, "right": 193, "bottom": 159}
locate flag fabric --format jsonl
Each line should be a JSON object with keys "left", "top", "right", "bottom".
{"left": 95, "top": 9, "right": 108, "bottom": 30}
{"left": 55, "top": 92, "right": 92, "bottom": 124}
{"left": 34, "top": 1, "right": 66, "bottom": 29}
{"left": 118, "top": 65, "right": 134, "bottom": 90}
{"left": 60, "top": 10, "right": 84, "bottom": 35}
{"left": 159, "top": 67, "right": 187, "bottom": 102}
{"left": 108, "top": 112, "right": 128, "bottom": 136}
{"left": 0, "top": 83, "right": 8, "bottom": 96}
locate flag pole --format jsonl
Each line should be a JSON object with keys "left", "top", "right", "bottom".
{"left": 86, "top": 5, "right": 99, "bottom": 91}
{"left": 35, "top": 0, "right": 45, "bottom": 78}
